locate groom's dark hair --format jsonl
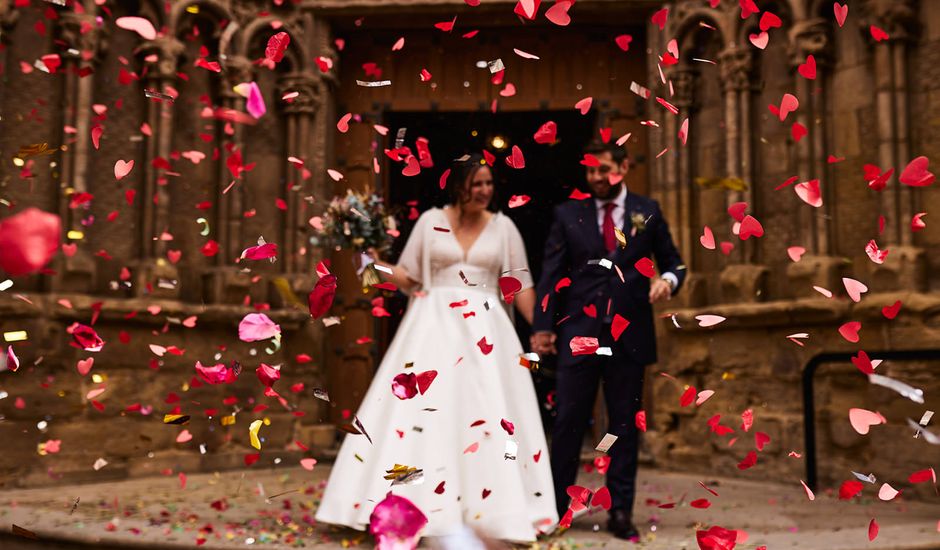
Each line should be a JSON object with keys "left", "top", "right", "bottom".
{"left": 584, "top": 141, "right": 629, "bottom": 166}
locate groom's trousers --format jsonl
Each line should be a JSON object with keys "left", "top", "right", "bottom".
{"left": 550, "top": 333, "right": 646, "bottom": 518}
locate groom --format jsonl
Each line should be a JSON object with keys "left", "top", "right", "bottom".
{"left": 531, "top": 142, "right": 685, "bottom": 539}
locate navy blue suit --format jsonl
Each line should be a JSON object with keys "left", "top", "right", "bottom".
{"left": 533, "top": 190, "right": 686, "bottom": 518}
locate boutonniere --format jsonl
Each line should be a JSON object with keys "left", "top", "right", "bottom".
{"left": 629, "top": 211, "right": 648, "bottom": 237}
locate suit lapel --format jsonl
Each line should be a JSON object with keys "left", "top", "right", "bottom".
{"left": 579, "top": 199, "right": 605, "bottom": 255}
{"left": 615, "top": 192, "right": 643, "bottom": 259}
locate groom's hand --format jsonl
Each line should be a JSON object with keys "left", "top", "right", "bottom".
{"left": 530, "top": 331, "right": 557, "bottom": 355}
{"left": 649, "top": 277, "right": 673, "bottom": 304}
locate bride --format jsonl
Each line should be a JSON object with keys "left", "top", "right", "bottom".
{"left": 315, "top": 155, "right": 558, "bottom": 542}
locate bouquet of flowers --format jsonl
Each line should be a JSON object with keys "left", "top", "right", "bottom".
{"left": 311, "top": 189, "right": 396, "bottom": 289}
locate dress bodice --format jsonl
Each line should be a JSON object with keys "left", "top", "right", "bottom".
{"left": 397, "top": 207, "right": 533, "bottom": 295}
{"left": 427, "top": 209, "right": 501, "bottom": 290}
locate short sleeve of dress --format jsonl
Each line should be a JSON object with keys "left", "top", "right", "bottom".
{"left": 503, "top": 215, "right": 534, "bottom": 291}
{"left": 396, "top": 209, "right": 431, "bottom": 287}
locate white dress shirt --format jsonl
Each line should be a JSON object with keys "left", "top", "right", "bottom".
{"left": 594, "top": 184, "right": 677, "bottom": 292}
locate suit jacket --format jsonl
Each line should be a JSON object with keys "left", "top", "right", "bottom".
{"left": 532, "top": 191, "right": 686, "bottom": 367}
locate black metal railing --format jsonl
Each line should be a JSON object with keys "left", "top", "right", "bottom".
{"left": 802, "top": 349, "right": 940, "bottom": 490}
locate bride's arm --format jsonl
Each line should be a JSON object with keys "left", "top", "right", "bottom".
{"left": 513, "top": 287, "right": 536, "bottom": 326}
{"left": 368, "top": 248, "right": 419, "bottom": 293}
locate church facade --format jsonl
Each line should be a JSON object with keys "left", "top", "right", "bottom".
{"left": 0, "top": 0, "right": 937, "bottom": 497}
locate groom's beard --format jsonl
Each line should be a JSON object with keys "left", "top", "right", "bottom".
{"left": 589, "top": 181, "right": 625, "bottom": 200}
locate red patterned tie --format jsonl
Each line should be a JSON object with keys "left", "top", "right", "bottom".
{"left": 602, "top": 202, "right": 617, "bottom": 253}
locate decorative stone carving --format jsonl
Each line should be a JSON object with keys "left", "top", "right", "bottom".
{"left": 718, "top": 47, "right": 754, "bottom": 92}
{"left": 0, "top": 0, "right": 19, "bottom": 42}
{"left": 861, "top": 0, "right": 918, "bottom": 43}
{"left": 58, "top": 11, "right": 109, "bottom": 63}
{"left": 278, "top": 72, "right": 323, "bottom": 115}
{"left": 788, "top": 17, "right": 830, "bottom": 68}
{"left": 138, "top": 37, "right": 186, "bottom": 82}
{"left": 670, "top": 67, "right": 697, "bottom": 110}
{"left": 221, "top": 54, "right": 255, "bottom": 93}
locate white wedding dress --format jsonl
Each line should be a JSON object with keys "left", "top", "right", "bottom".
{"left": 316, "top": 208, "right": 558, "bottom": 542}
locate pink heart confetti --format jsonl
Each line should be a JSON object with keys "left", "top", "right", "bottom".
{"left": 749, "top": 31, "right": 769, "bottom": 50}
{"left": 877, "top": 483, "right": 899, "bottom": 501}
{"left": 634, "top": 257, "right": 655, "bottom": 277}
{"left": 899, "top": 156, "right": 935, "bottom": 187}
{"left": 739, "top": 215, "right": 764, "bottom": 240}
{"left": 755, "top": 431, "right": 771, "bottom": 451}
{"left": 696, "top": 315, "right": 726, "bottom": 328}
{"left": 114, "top": 159, "right": 134, "bottom": 181}
{"left": 870, "top": 25, "right": 889, "bottom": 42}
{"left": 838, "top": 321, "right": 861, "bottom": 343}
{"left": 115, "top": 16, "right": 156, "bottom": 40}
{"left": 650, "top": 7, "right": 668, "bottom": 30}
{"left": 569, "top": 336, "right": 599, "bottom": 356}
{"left": 544, "top": 1, "right": 572, "bottom": 26}
{"left": 833, "top": 2, "right": 848, "bottom": 27}
{"left": 795, "top": 179, "right": 822, "bottom": 207}
{"left": 849, "top": 408, "right": 886, "bottom": 435}
{"left": 77, "top": 357, "right": 94, "bottom": 376}
{"left": 798, "top": 54, "right": 816, "bottom": 79}
{"left": 614, "top": 34, "right": 632, "bottom": 51}
{"left": 574, "top": 97, "right": 593, "bottom": 115}
{"left": 402, "top": 156, "right": 421, "bottom": 176}
{"left": 534, "top": 120, "right": 557, "bottom": 144}
{"left": 882, "top": 300, "right": 902, "bottom": 319}
{"left": 759, "top": 11, "right": 782, "bottom": 31}
{"left": 787, "top": 246, "right": 806, "bottom": 262}
{"left": 337, "top": 113, "right": 352, "bottom": 133}
{"left": 842, "top": 277, "right": 868, "bottom": 302}
{"left": 700, "top": 226, "right": 716, "bottom": 250}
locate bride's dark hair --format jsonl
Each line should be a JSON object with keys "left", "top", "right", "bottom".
{"left": 449, "top": 154, "right": 495, "bottom": 211}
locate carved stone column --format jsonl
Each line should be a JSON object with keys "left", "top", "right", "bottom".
{"left": 670, "top": 67, "right": 697, "bottom": 271}
{"left": 668, "top": 66, "right": 709, "bottom": 307}
{"left": 133, "top": 37, "right": 185, "bottom": 299}
{"left": 718, "top": 46, "right": 767, "bottom": 301}
{"left": 49, "top": 9, "right": 107, "bottom": 293}
{"left": 203, "top": 55, "right": 254, "bottom": 305}
{"left": 718, "top": 46, "right": 756, "bottom": 229}
{"left": 278, "top": 72, "right": 321, "bottom": 275}
{"left": 860, "top": 0, "right": 925, "bottom": 291}
{"left": 785, "top": 17, "right": 845, "bottom": 297}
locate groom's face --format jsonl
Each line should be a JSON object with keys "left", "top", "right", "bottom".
{"left": 586, "top": 151, "right": 629, "bottom": 200}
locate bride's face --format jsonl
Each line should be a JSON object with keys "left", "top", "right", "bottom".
{"left": 460, "top": 165, "right": 494, "bottom": 214}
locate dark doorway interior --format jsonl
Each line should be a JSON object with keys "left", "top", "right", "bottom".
{"left": 379, "top": 109, "right": 597, "bottom": 431}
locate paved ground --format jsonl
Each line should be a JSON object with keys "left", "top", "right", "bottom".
{"left": 2, "top": 464, "right": 938, "bottom": 549}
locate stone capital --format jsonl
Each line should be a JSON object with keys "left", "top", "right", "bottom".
{"left": 137, "top": 37, "right": 186, "bottom": 82}
{"left": 788, "top": 17, "right": 831, "bottom": 68}
{"left": 718, "top": 47, "right": 754, "bottom": 92}
{"left": 0, "top": 0, "right": 20, "bottom": 42}
{"left": 669, "top": 66, "right": 698, "bottom": 109}
{"left": 220, "top": 55, "right": 255, "bottom": 98}
{"left": 58, "top": 11, "right": 109, "bottom": 64}
{"left": 278, "top": 72, "right": 323, "bottom": 115}
{"left": 861, "top": 0, "right": 918, "bottom": 43}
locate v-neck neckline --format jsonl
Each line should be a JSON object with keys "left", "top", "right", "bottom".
{"left": 440, "top": 207, "right": 496, "bottom": 261}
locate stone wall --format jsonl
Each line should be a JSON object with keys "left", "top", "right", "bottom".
{"left": 0, "top": 0, "right": 334, "bottom": 488}
{"left": 650, "top": 0, "right": 940, "bottom": 497}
